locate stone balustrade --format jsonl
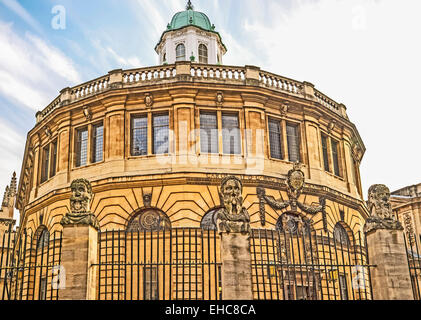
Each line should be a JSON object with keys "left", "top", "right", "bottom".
{"left": 36, "top": 62, "right": 346, "bottom": 123}
{"left": 70, "top": 75, "right": 110, "bottom": 101}
{"left": 259, "top": 70, "right": 303, "bottom": 96}
{"left": 123, "top": 65, "right": 177, "bottom": 84}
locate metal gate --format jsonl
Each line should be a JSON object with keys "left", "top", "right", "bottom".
{"left": 97, "top": 228, "right": 221, "bottom": 300}
{"left": 0, "top": 227, "right": 63, "bottom": 300}
{"left": 404, "top": 233, "right": 421, "bottom": 300}
{"left": 250, "top": 229, "right": 373, "bottom": 300}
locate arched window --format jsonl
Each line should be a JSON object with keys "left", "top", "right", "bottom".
{"left": 36, "top": 226, "right": 50, "bottom": 249}
{"left": 198, "top": 44, "right": 208, "bottom": 64}
{"left": 201, "top": 208, "right": 220, "bottom": 230}
{"left": 276, "top": 213, "right": 310, "bottom": 235}
{"left": 176, "top": 44, "right": 186, "bottom": 62}
{"left": 333, "top": 223, "right": 351, "bottom": 246}
{"left": 127, "top": 209, "right": 171, "bottom": 232}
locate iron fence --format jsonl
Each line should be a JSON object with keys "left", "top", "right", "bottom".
{"left": 250, "top": 229, "right": 373, "bottom": 300}
{"left": 0, "top": 227, "right": 63, "bottom": 300}
{"left": 96, "top": 228, "right": 221, "bottom": 300}
{"left": 404, "top": 233, "right": 421, "bottom": 300}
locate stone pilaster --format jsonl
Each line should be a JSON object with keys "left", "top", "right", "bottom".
{"left": 366, "top": 228, "right": 414, "bottom": 300}
{"left": 220, "top": 232, "right": 253, "bottom": 300}
{"left": 60, "top": 224, "right": 98, "bottom": 300}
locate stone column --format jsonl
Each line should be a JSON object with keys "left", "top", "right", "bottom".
{"left": 60, "top": 179, "right": 100, "bottom": 300}
{"left": 220, "top": 232, "right": 253, "bottom": 300}
{"left": 364, "top": 184, "right": 414, "bottom": 300}
{"left": 215, "top": 176, "right": 253, "bottom": 300}
{"left": 60, "top": 224, "right": 98, "bottom": 300}
{"left": 366, "top": 229, "right": 413, "bottom": 300}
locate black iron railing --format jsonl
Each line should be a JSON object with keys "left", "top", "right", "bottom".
{"left": 0, "top": 227, "right": 63, "bottom": 300}
{"left": 96, "top": 228, "right": 221, "bottom": 300}
{"left": 250, "top": 229, "right": 373, "bottom": 300}
{"left": 404, "top": 233, "right": 421, "bottom": 300}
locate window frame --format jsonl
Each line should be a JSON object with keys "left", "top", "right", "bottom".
{"left": 221, "top": 112, "right": 242, "bottom": 155}
{"left": 268, "top": 117, "right": 284, "bottom": 160}
{"left": 198, "top": 43, "right": 208, "bottom": 64}
{"left": 131, "top": 114, "right": 149, "bottom": 157}
{"left": 331, "top": 138, "right": 341, "bottom": 177}
{"left": 152, "top": 113, "right": 170, "bottom": 155}
{"left": 176, "top": 43, "right": 186, "bottom": 62}
{"left": 199, "top": 111, "right": 219, "bottom": 154}
{"left": 91, "top": 122, "right": 104, "bottom": 164}
{"left": 321, "top": 134, "right": 330, "bottom": 173}
{"left": 75, "top": 126, "right": 89, "bottom": 168}
{"left": 40, "top": 145, "right": 50, "bottom": 184}
{"left": 286, "top": 122, "right": 301, "bottom": 163}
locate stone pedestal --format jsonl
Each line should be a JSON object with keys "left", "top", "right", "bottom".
{"left": 366, "top": 229, "right": 414, "bottom": 300}
{"left": 220, "top": 233, "right": 253, "bottom": 300}
{"left": 60, "top": 225, "right": 98, "bottom": 300}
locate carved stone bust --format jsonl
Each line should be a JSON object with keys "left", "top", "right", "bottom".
{"left": 214, "top": 176, "right": 250, "bottom": 234}
{"left": 60, "top": 179, "right": 100, "bottom": 230}
{"left": 364, "top": 184, "right": 403, "bottom": 233}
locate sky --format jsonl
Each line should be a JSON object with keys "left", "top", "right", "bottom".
{"left": 0, "top": 0, "right": 420, "bottom": 221}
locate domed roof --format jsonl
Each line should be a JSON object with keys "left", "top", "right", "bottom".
{"left": 168, "top": 2, "right": 214, "bottom": 32}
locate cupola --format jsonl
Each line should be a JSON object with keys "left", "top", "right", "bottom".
{"left": 155, "top": 1, "right": 227, "bottom": 65}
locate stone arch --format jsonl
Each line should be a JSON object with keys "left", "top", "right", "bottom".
{"left": 35, "top": 225, "right": 50, "bottom": 249}
{"left": 126, "top": 208, "right": 171, "bottom": 232}
{"left": 333, "top": 221, "right": 354, "bottom": 246}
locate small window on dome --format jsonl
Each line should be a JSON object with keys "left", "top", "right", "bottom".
{"left": 198, "top": 44, "right": 208, "bottom": 64}
{"left": 176, "top": 44, "right": 186, "bottom": 62}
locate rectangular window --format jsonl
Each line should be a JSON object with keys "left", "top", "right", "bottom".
{"left": 222, "top": 113, "right": 241, "bottom": 155}
{"left": 153, "top": 114, "right": 169, "bottom": 155}
{"left": 339, "top": 275, "right": 348, "bottom": 300}
{"left": 331, "top": 139, "right": 340, "bottom": 177}
{"left": 200, "top": 112, "right": 218, "bottom": 154}
{"left": 41, "top": 146, "right": 50, "bottom": 183}
{"left": 296, "top": 286, "right": 310, "bottom": 300}
{"left": 144, "top": 267, "right": 158, "bottom": 300}
{"left": 268, "top": 118, "right": 283, "bottom": 160}
{"left": 50, "top": 140, "right": 57, "bottom": 178}
{"left": 286, "top": 123, "right": 300, "bottom": 162}
{"left": 76, "top": 128, "right": 88, "bottom": 167}
{"left": 92, "top": 123, "right": 104, "bottom": 163}
{"left": 39, "top": 277, "right": 47, "bottom": 300}
{"left": 321, "top": 134, "right": 330, "bottom": 172}
{"left": 132, "top": 116, "right": 148, "bottom": 156}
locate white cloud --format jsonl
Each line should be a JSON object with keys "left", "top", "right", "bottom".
{"left": 237, "top": 0, "right": 421, "bottom": 195}
{"left": 106, "top": 47, "right": 142, "bottom": 68}
{"left": 0, "top": 21, "right": 81, "bottom": 110}
{"left": 0, "top": 118, "right": 24, "bottom": 215}
{"left": 0, "top": 0, "right": 43, "bottom": 34}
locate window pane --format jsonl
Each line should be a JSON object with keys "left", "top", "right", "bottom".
{"left": 321, "top": 135, "right": 330, "bottom": 172}
{"left": 76, "top": 128, "right": 88, "bottom": 167}
{"left": 50, "top": 141, "right": 57, "bottom": 178}
{"left": 222, "top": 114, "right": 241, "bottom": 155}
{"left": 132, "top": 116, "right": 148, "bottom": 156}
{"left": 41, "top": 146, "right": 49, "bottom": 183}
{"left": 200, "top": 112, "right": 218, "bottom": 154}
{"left": 92, "top": 123, "right": 104, "bottom": 163}
{"left": 269, "top": 119, "right": 283, "bottom": 160}
{"left": 286, "top": 124, "right": 300, "bottom": 162}
{"left": 153, "top": 114, "right": 169, "bottom": 155}
{"left": 144, "top": 267, "right": 158, "bottom": 300}
{"left": 331, "top": 139, "right": 340, "bottom": 176}
{"left": 176, "top": 44, "right": 185, "bottom": 61}
{"left": 199, "top": 44, "right": 208, "bottom": 64}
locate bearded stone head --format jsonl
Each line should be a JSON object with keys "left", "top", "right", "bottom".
{"left": 70, "top": 179, "right": 92, "bottom": 213}
{"left": 367, "top": 184, "right": 392, "bottom": 220}
{"left": 220, "top": 176, "right": 243, "bottom": 216}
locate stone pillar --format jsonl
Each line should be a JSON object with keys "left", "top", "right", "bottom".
{"left": 60, "top": 224, "right": 98, "bottom": 300}
{"left": 364, "top": 184, "right": 414, "bottom": 300}
{"left": 215, "top": 176, "right": 253, "bottom": 300}
{"left": 60, "top": 178, "right": 100, "bottom": 300}
{"left": 366, "top": 229, "right": 413, "bottom": 300}
{"left": 220, "top": 233, "right": 253, "bottom": 300}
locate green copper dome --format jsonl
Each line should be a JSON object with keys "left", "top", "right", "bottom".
{"left": 168, "top": 5, "right": 214, "bottom": 32}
